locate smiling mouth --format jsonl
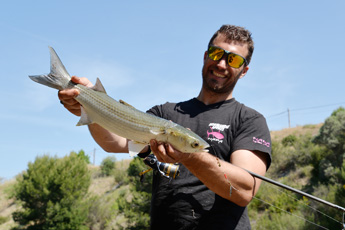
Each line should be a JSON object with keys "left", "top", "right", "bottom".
{"left": 212, "top": 71, "right": 226, "bottom": 78}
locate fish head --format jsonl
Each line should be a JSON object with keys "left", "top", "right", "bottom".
{"left": 167, "top": 126, "right": 210, "bottom": 153}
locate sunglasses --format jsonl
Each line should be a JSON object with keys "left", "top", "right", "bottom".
{"left": 207, "top": 45, "right": 247, "bottom": 68}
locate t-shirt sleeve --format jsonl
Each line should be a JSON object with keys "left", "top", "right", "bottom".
{"left": 232, "top": 113, "right": 272, "bottom": 169}
{"left": 146, "top": 105, "right": 163, "bottom": 117}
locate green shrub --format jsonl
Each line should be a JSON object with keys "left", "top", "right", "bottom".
{"left": 282, "top": 134, "right": 297, "bottom": 147}
{"left": 100, "top": 156, "right": 117, "bottom": 176}
{"left": 114, "top": 157, "right": 152, "bottom": 229}
{"left": 12, "top": 152, "right": 91, "bottom": 229}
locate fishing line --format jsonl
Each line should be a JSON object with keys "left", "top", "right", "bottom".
{"left": 261, "top": 182, "right": 342, "bottom": 226}
{"left": 210, "top": 145, "right": 344, "bottom": 228}
{"left": 233, "top": 175, "right": 344, "bottom": 229}
{"left": 231, "top": 178, "right": 337, "bottom": 229}
{"left": 249, "top": 191, "right": 329, "bottom": 230}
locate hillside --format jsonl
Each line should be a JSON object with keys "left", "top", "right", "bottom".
{"left": 270, "top": 123, "right": 322, "bottom": 141}
{"left": 0, "top": 124, "right": 325, "bottom": 229}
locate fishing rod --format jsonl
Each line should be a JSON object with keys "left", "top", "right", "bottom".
{"left": 244, "top": 168, "right": 345, "bottom": 229}
{"left": 244, "top": 168, "right": 345, "bottom": 212}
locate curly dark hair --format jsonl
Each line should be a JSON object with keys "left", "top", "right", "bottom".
{"left": 208, "top": 25, "right": 254, "bottom": 65}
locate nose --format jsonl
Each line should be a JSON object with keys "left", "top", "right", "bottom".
{"left": 216, "top": 57, "right": 228, "bottom": 69}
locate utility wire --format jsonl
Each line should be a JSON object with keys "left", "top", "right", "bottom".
{"left": 290, "top": 102, "right": 345, "bottom": 112}
{"left": 266, "top": 102, "right": 345, "bottom": 119}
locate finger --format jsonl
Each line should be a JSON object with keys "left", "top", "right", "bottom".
{"left": 58, "top": 89, "right": 79, "bottom": 100}
{"left": 151, "top": 140, "right": 176, "bottom": 163}
{"left": 158, "top": 142, "right": 175, "bottom": 162}
{"left": 71, "top": 76, "right": 93, "bottom": 87}
{"left": 62, "top": 100, "right": 81, "bottom": 109}
{"left": 150, "top": 140, "right": 161, "bottom": 159}
{"left": 164, "top": 143, "right": 181, "bottom": 163}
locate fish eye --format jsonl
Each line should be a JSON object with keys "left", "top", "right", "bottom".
{"left": 191, "top": 142, "right": 199, "bottom": 148}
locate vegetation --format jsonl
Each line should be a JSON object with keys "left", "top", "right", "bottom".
{"left": 248, "top": 107, "right": 345, "bottom": 229}
{"left": 11, "top": 152, "right": 91, "bottom": 230}
{"left": 100, "top": 156, "right": 117, "bottom": 177}
{"left": 0, "top": 107, "right": 344, "bottom": 229}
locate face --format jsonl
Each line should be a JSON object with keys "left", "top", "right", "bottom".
{"left": 201, "top": 34, "right": 249, "bottom": 96}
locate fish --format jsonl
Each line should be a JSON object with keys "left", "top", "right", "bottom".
{"left": 29, "top": 47, "right": 210, "bottom": 157}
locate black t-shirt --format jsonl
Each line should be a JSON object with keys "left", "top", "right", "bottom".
{"left": 147, "top": 98, "right": 272, "bottom": 230}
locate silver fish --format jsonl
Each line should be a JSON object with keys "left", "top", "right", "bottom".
{"left": 29, "top": 47, "right": 210, "bottom": 156}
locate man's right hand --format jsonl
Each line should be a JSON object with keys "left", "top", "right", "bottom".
{"left": 58, "top": 76, "right": 93, "bottom": 116}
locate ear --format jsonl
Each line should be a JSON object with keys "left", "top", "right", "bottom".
{"left": 203, "top": 51, "right": 208, "bottom": 62}
{"left": 239, "top": 65, "right": 249, "bottom": 79}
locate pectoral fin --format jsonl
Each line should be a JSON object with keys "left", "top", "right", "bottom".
{"left": 128, "top": 141, "right": 147, "bottom": 157}
{"left": 150, "top": 127, "right": 166, "bottom": 135}
{"left": 76, "top": 106, "right": 93, "bottom": 126}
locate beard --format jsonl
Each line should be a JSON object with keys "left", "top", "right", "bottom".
{"left": 201, "top": 68, "right": 244, "bottom": 95}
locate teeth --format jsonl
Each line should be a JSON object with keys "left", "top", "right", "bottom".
{"left": 213, "top": 71, "right": 225, "bottom": 78}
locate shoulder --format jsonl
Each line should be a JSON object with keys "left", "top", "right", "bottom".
{"left": 232, "top": 101, "right": 266, "bottom": 125}
{"left": 146, "top": 99, "right": 195, "bottom": 118}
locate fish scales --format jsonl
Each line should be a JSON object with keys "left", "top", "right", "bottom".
{"left": 76, "top": 85, "right": 164, "bottom": 140}
{"left": 29, "top": 47, "right": 210, "bottom": 156}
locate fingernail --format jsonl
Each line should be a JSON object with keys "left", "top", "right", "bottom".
{"left": 73, "top": 90, "right": 80, "bottom": 97}
{"left": 150, "top": 140, "right": 155, "bottom": 147}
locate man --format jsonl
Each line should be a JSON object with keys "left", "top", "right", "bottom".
{"left": 59, "top": 25, "right": 271, "bottom": 229}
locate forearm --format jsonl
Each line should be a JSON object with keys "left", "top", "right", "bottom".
{"left": 150, "top": 140, "right": 267, "bottom": 206}
{"left": 182, "top": 152, "right": 258, "bottom": 207}
{"left": 88, "top": 123, "right": 129, "bottom": 153}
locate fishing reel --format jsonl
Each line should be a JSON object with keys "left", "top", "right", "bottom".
{"left": 140, "top": 154, "right": 180, "bottom": 181}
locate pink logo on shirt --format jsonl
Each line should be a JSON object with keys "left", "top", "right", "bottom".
{"left": 207, "top": 123, "right": 230, "bottom": 144}
{"left": 253, "top": 137, "right": 270, "bottom": 147}
{"left": 207, "top": 128, "right": 224, "bottom": 140}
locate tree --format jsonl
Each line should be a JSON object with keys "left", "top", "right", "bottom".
{"left": 12, "top": 152, "right": 91, "bottom": 229}
{"left": 100, "top": 156, "right": 117, "bottom": 177}
{"left": 312, "top": 107, "right": 345, "bottom": 183}
{"left": 74, "top": 150, "right": 91, "bottom": 164}
{"left": 313, "top": 107, "right": 345, "bottom": 165}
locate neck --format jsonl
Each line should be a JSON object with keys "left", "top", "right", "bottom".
{"left": 196, "top": 89, "right": 233, "bottom": 105}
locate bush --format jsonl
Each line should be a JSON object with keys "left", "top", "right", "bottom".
{"left": 100, "top": 156, "right": 117, "bottom": 177}
{"left": 115, "top": 157, "right": 152, "bottom": 229}
{"left": 282, "top": 134, "right": 297, "bottom": 147}
{"left": 12, "top": 152, "right": 91, "bottom": 229}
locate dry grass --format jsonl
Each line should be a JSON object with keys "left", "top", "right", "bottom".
{"left": 0, "top": 180, "right": 17, "bottom": 230}
{"left": 270, "top": 123, "right": 323, "bottom": 142}
{"left": 89, "top": 176, "right": 116, "bottom": 196}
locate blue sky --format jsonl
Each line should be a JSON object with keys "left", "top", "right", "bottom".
{"left": 1, "top": 1, "right": 344, "bottom": 180}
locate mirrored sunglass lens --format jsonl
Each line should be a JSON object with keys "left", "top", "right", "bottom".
{"left": 228, "top": 54, "right": 244, "bottom": 68}
{"left": 208, "top": 47, "right": 224, "bottom": 61}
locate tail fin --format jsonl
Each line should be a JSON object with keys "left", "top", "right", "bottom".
{"left": 29, "top": 47, "right": 72, "bottom": 90}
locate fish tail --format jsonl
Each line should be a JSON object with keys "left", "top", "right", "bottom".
{"left": 29, "top": 47, "right": 72, "bottom": 90}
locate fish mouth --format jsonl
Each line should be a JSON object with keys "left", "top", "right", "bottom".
{"left": 202, "top": 144, "right": 210, "bottom": 152}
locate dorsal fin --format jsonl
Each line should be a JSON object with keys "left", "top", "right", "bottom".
{"left": 91, "top": 78, "right": 106, "bottom": 93}
{"left": 119, "top": 99, "right": 135, "bottom": 108}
